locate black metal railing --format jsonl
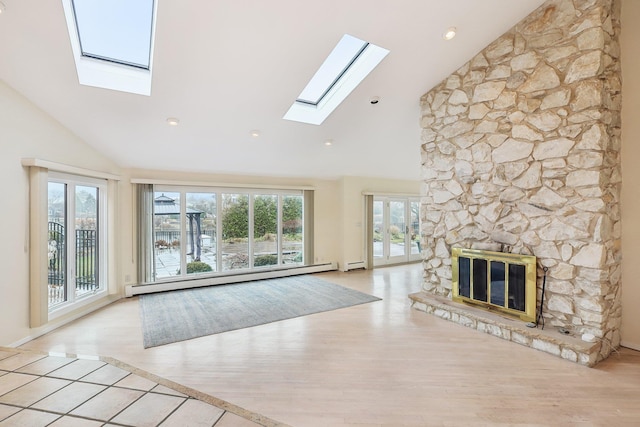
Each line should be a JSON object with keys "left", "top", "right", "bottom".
{"left": 48, "top": 222, "right": 66, "bottom": 305}
{"left": 48, "top": 222, "right": 99, "bottom": 307}
{"left": 76, "top": 229, "right": 98, "bottom": 296}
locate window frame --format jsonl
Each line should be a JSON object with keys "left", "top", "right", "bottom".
{"left": 147, "top": 185, "right": 307, "bottom": 284}
{"left": 23, "top": 158, "right": 120, "bottom": 329}
{"left": 47, "top": 172, "right": 109, "bottom": 320}
{"left": 283, "top": 34, "right": 389, "bottom": 125}
{"left": 61, "top": 0, "right": 157, "bottom": 96}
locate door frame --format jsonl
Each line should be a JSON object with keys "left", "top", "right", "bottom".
{"left": 369, "top": 195, "right": 421, "bottom": 267}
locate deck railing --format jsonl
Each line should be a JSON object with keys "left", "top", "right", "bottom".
{"left": 48, "top": 222, "right": 99, "bottom": 307}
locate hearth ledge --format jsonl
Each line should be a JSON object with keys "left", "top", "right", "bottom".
{"left": 409, "top": 291, "right": 601, "bottom": 367}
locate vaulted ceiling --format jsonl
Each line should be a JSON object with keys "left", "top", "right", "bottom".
{"left": 0, "top": 0, "right": 546, "bottom": 180}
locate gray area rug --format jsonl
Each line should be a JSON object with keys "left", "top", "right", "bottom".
{"left": 139, "top": 275, "right": 381, "bottom": 348}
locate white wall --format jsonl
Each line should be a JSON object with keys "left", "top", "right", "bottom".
{"left": 620, "top": 0, "right": 640, "bottom": 350}
{"left": 0, "top": 80, "right": 121, "bottom": 345}
{"left": 339, "top": 176, "right": 420, "bottom": 270}
{"left": 0, "top": 80, "right": 418, "bottom": 346}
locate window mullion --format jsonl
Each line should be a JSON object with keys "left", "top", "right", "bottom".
{"left": 248, "top": 193, "right": 254, "bottom": 269}
{"left": 277, "top": 195, "right": 283, "bottom": 265}
{"left": 180, "top": 191, "right": 187, "bottom": 277}
{"left": 216, "top": 191, "right": 222, "bottom": 272}
{"left": 67, "top": 183, "right": 77, "bottom": 304}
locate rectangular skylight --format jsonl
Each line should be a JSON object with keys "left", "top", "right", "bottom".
{"left": 284, "top": 34, "right": 389, "bottom": 126}
{"left": 296, "top": 35, "right": 369, "bottom": 106}
{"left": 62, "top": 0, "right": 157, "bottom": 96}
{"left": 72, "top": 0, "right": 154, "bottom": 69}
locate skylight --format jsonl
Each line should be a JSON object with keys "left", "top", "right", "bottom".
{"left": 72, "top": 0, "right": 153, "bottom": 69}
{"left": 62, "top": 0, "right": 157, "bottom": 96}
{"left": 296, "top": 35, "right": 368, "bottom": 106}
{"left": 284, "top": 34, "right": 389, "bottom": 125}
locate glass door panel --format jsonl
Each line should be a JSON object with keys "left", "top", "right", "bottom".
{"left": 222, "top": 193, "right": 249, "bottom": 271}
{"left": 388, "top": 200, "right": 407, "bottom": 263}
{"left": 409, "top": 200, "right": 421, "bottom": 260}
{"left": 282, "top": 195, "right": 303, "bottom": 265}
{"left": 373, "top": 200, "right": 384, "bottom": 261}
{"left": 48, "top": 182, "right": 67, "bottom": 307}
{"left": 75, "top": 185, "right": 99, "bottom": 298}
{"left": 253, "top": 194, "right": 278, "bottom": 267}
{"left": 153, "top": 192, "right": 182, "bottom": 279}
{"left": 186, "top": 192, "right": 217, "bottom": 274}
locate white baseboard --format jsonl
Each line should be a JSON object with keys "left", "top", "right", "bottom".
{"left": 344, "top": 261, "right": 366, "bottom": 271}
{"left": 620, "top": 341, "right": 640, "bottom": 352}
{"left": 9, "top": 295, "right": 121, "bottom": 348}
{"left": 126, "top": 262, "right": 338, "bottom": 297}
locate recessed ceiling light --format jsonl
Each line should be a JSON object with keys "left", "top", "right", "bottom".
{"left": 443, "top": 27, "right": 457, "bottom": 40}
{"left": 166, "top": 117, "right": 180, "bottom": 126}
{"left": 324, "top": 139, "right": 333, "bottom": 146}
{"left": 250, "top": 130, "right": 261, "bottom": 137}
{"left": 370, "top": 96, "right": 380, "bottom": 105}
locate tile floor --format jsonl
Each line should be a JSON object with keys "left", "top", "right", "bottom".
{"left": 0, "top": 348, "right": 274, "bottom": 427}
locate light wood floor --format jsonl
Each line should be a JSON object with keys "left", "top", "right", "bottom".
{"left": 20, "top": 264, "right": 640, "bottom": 426}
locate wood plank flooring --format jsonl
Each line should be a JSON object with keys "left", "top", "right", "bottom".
{"left": 20, "top": 264, "right": 640, "bottom": 426}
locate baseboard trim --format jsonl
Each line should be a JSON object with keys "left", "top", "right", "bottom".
{"left": 620, "top": 341, "right": 640, "bottom": 352}
{"left": 126, "top": 262, "right": 338, "bottom": 297}
{"left": 344, "top": 261, "right": 366, "bottom": 271}
{"left": 9, "top": 295, "right": 121, "bottom": 348}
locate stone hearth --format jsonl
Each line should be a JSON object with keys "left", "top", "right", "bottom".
{"left": 409, "top": 292, "right": 601, "bottom": 366}
{"left": 413, "top": 0, "right": 621, "bottom": 365}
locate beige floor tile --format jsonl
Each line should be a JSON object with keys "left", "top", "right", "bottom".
{"left": 47, "top": 359, "right": 106, "bottom": 380}
{"left": 0, "top": 377, "right": 70, "bottom": 407}
{"left": 0, "top": 353, "right": 46, "bottom": 371}
{"left": 152, "top": 384, "right": 188, "bottom": 397}
{"left": 159, "top": 398, "right": 224, "bottom": 426}
{"left": 0, "top": 372, "right": 38, "bottom": 396}
{"left": 110, "top": 392, "right": 186, "bottom": 427}
{"left": 0, "top": 408, "right": 60, "bottom": 426}
{"left": 48, "top": 415, "right": 104, "bottom": 426}
{"left": 70, "top": 386, "right": 144, "bottom": 421}
{"left": 114, "top": 373, "right": 157, "bottom": 391}
{"left": 78, "top": 364, "right": 130, "bottom": 385}
{"left": 215, "top": 412, "right": 263, "bottom": 427}
{"left": 16, "top": 356, "right": 76, "bottom": 376}
{"left": 0, "top": 404, "right": 21, "bottom": 422}
{"left": 31, "top": 381, "right": 106, "bottom": 414}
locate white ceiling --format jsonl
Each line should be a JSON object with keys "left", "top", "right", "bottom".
{"left": 0, "top": 0, "right": 546, "bottom": 180}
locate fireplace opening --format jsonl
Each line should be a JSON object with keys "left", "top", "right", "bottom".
{"left": 452, "top": 248, "right": 537, "bottom": 322}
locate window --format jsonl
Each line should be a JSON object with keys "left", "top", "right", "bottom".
{"left": 147, "top": 186, "right": 306, "bottom": 283}
{"left": 283, "top": 34, "right": 389, "bottom": 125}
{"left": 24, "top": 158, "right": 119, "bottom": 327}
{"left": 47, "top": 173, "right": 108, "bottom": 316}
{"left": 296, "top": 35, "right": 368, "bottom": 106}
{"left": 62, "top": 0, "right": 157, "bottom": 95}
{"left": 72, "top": 0, "right": 154, "bottom": 69}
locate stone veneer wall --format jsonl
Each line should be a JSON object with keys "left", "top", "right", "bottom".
{"left": 418, "top": 0, "right": 621, "bottom": 362}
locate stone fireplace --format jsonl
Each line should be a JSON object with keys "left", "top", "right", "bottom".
{"left": 409, "top": 0, "right": 621, "bottom": 366}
